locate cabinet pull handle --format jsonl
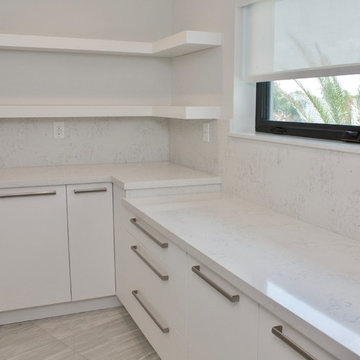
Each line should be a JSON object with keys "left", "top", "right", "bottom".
{"left": 132, "top": 290, "right": 169, "bottom": 334}
{"left": 73, "top": 187, "right": 107, "bottom": 194}
{"left": 272, "top": 325, "right": 317, "bottom": 360}
{"left": 0, "top": 190, "right": 57, "bottom": 199}
{"left": 130, "top": 218, "right": 168, "bottom": 248}
{"left": 192, "top": 265, "right": 240, "bottom": 303}
{"left": 131, "top": 246, "right": 169, "bottom": 281}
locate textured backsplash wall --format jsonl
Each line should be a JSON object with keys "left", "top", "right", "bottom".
{"left": 169, "top": 119, "right": 219, "bottom": 175}
{"left": 0, "top": 118, "right": 169, "bottom": 168}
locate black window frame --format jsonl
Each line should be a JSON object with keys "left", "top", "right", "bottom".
{"left": 256, "top": 82, "right": 360, "bottom": 143}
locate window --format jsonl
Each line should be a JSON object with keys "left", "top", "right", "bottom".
{"left": 256, "top": 75, "right": 360, "bottom": 142}
{"left": 239, "top": 0, "right": 360, "bottom": 143}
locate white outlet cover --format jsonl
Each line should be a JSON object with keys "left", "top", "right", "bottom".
{"left": 54, "top": 122, "right": 64, "bottom": 139}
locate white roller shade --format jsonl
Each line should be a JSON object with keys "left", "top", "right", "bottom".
{"left": 243, "top": 0, "right": 360, "bottom": 82}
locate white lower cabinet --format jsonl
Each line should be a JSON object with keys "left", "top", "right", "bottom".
{"left": 258, "top": 306, "right": 337, "bottom": 360}
{"left": 0, "top": 186, "right": 71, "bottom": 312}
{"left": 115, "top": 202, "right": 259, "bottom": 360}
{"left": 115, "top": 203, "right": 187, "bottom": 360}
{"left": 113, "top": 197, "right": 342, "bottom": 360}
{"left": 67, "top": 183, "right": 115, "bottom": 301}
{"left": 187, "top": 257, "right": 258, "bottom": 360}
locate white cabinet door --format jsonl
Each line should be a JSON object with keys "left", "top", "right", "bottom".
{"left": 0, "top": 186, "right": 71, "bottom": 312}
{"left": 187, "top": 256, "right": 258, "bottom": 360}
{"left": 258, "top": 307, "right": 338, "bottom": 360}
{"left": 67, "top": 183, "right": 115, "bottom": 301}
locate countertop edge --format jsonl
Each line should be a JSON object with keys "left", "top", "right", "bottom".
{"left": 122, "top": 177, "right": 222, "bottom": 190}
{"left": 0, "top": 163, "right": 222, "bottom": 191}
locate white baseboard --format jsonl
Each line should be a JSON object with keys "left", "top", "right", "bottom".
{"left": 0, "top": 296, "right": 121, "bottom": 325}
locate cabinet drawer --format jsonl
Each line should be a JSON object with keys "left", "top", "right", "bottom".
{"left": 123, "top": 230, "right": 187, "bottom": 336}
{"left": 119, "top": 284, "right": 186, "bottom": 360}
{"left": 259, "top": 307, "right": 338, "bottom": 360}
{"left": 121, "top": 205, "right": 170, "bottom": 261}
{"left": 187, "top": 256, "right": 258, "bottom": 360}
{"left": 116, "top": 230, "right": 186, "bottom": 360}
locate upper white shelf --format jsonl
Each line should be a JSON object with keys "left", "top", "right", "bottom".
{"left": 0, "top": 105, "right": 221, "bottom": 120}
{"left": 0, "top": 31, "right": 222, "bottom": 57}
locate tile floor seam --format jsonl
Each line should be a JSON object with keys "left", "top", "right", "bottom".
{"left": 31, "top": 320, "right": 90, "bottom": 360}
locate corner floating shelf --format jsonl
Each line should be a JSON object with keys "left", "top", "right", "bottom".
{"left": 0, "top": 31, "right": 222, "bottom": 120}
{"left": 152, "top": 106, "right": 221, "bottom": 120}
{"left": 0, "top": 105, "right": 221, "bottom": 120}
{"left": 0, "top": 31, "right": 222, "bottom": 57}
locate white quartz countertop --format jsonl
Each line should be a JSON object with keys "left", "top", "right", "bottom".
{"left": 0, "top": 162, "right": 221, "bottom": 190}
{"left": 124, "top": 192, "right": 360, "bottom": 360}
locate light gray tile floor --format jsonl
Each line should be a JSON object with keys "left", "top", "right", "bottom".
{"left": 0, "top": 307, "right": 160, "bottom": 360}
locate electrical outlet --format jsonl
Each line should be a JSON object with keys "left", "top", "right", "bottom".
{"left": 203, "top": 122, "right": 211, "bottom": 142}
{"left": 54, "top": 122, "right": 64, "bottom": 139}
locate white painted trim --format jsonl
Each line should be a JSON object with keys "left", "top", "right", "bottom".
{"left": 229, "top": 131, "right": 360, "bottom": 154}
{"left": 0, "top": 296, "right": 121, "bottom": 325}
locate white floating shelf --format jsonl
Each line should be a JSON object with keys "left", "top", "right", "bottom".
{"left": 0, "top": 105, "right": 221, "bottom": 120}
{"left": 153, "top": 106, "right": 221, "bottom": 120}
{"left": 153, "top": 31, "right": 222, "bottom": 57}
{"left": 0, "top": 31, "right": 222, "bottom": 57}
{"left": 0, "top": 105, "right": 153, "bottom": 119}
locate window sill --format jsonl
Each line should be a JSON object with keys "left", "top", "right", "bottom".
{"left": 228, "top": 132, "right": 360, "bottom": 155}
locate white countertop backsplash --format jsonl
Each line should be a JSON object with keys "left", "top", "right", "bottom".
{"left": 124, "top": 192, "right": 360, "bottom": 360}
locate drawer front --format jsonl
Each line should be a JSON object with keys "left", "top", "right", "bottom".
{"left": 121, "top": 205, "right": 171, "bottom": 263}
{"left": 122, "top": 230, "right": 187, "bottom": 336}
{"left": 115, "top": 200, "right": 187, "bottom": 360}
{"left": 118, "top": 284, "right": 186, "bottom": 360}
{"left": 258, "top": 307, "right": 338, "bottom": 360}
{"left": 120, "top": 206, "right": 188, "bottom": 331}
{"left": 187, "top": 256, "right": 258, "bottom": 360}
{"left": 115, "top": 230, "right": 186, "bottom": 360}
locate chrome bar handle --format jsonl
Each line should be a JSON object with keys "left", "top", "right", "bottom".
{"left": 130, "top": 218, "right": 168, "bottom": 248}
{"left": 272, "top": 326, "right": 318, "bottom": 360}
{"left": 131, "top": 246, "right": 169, "bottom": 281}
{"left": 132, "top": 290, "right": 169, "bottom": 334}
{"left": 74, "top": 187, "right": 107, "bottom": 194}
{"left": 192, "top": 265, "right": 240, "bottom": 303}
{"left": 0, "top": 190, "right": 57, "bottom": 199}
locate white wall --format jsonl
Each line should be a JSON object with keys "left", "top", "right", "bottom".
{"left": 0, "top": 0, "right": 173, "bottom": 105}
{"left": 0, "top": 0, "right": 172, "bottom": 41}
{"left": 169, "top": 0, "right": 360, "bottom": 242}
{"left": 0, "top": 0, "right": 172, "bottom": 168}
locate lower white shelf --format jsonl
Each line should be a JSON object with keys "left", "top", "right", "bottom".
{"left": 153, "top": 106, "right": 221, "bottom": 120}
{"left": 0, "top": 105, "right": 221, "bottom": 120}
